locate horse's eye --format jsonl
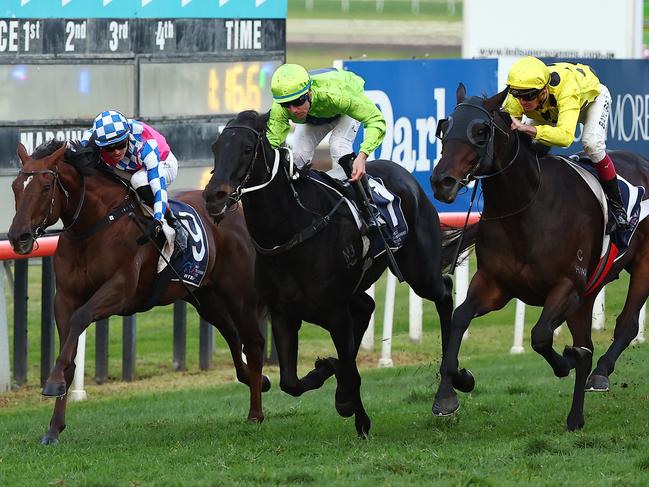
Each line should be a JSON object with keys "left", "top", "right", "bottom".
{"left": 243, "top": 146, "right": 253, "bottom": 154}
{"left": 41, "top": 184, "right": 51, "bottom": 193}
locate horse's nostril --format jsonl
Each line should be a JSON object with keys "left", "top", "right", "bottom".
{"left": 214, "top": 191, "right": 228, "bottom": 201}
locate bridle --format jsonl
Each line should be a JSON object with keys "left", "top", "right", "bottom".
{"left": 216, "top": 124, "right": 296, "bottom": 211}
{"left": 18, "top": 166, "right": 86, "bottom": 239}
{"left": 214, "top": 122, "right": 344, "bottom": 256}
{"left": 438, "top": 101, "right": 542, "bottom": 221}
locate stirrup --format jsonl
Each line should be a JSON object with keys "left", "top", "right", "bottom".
{"left": 172, "top": 219, "right": 188, "bottom": 253}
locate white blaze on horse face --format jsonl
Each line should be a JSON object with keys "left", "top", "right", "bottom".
{"left": 23, "top": 176, "right": 33, "bottom": 190}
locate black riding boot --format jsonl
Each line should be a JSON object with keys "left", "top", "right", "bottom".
{"left": 601, "top": 178, "right": 630, "bottom": 234}
{"left": 166, "top": 210, "right": 188, "bottom": 253}
{"left": 356, "top": 176, "right": 386, "bottom": 235}
{"left": 137, "top": 186, "right": 188, "bottom": 252}
{"left": 337, "top": 152, "right": 386, "bottom": 235}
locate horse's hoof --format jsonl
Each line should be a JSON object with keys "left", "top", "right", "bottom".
{"left": 432, "top": 395, "right": 460, "bottom": 417}
{"left": 315, "top": 357, "right": 338, "bottom": 377}
{"left": 567, "top": 416, "right": 585, "bottom": 431}
{"left": 585, "top": 374, "right": 609, "bottom": 392}
{"left": 40, "top": 435, "right": 59, "bottom": 446}
{"left": 261, "top": 375, "right": 271, "bottom": 393}
{"left": 335, "top": 400, "right": 355, "bottom": 418}
{"left": 246, "top": 415, "right": 265, "bottom": 424}
{"left": 452, "top": 368, "right": 475, "bottom": 393}
{"left": 355, "top": 414, "right": 371, "bottom": 439}
{"left": 563, "top": 346, "right": 592, "bottom": 365}
{"left": 42, "top": 382, "right": 66, "bottom": 398}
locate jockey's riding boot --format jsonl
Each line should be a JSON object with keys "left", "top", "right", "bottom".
{"left": 166, "top": 210, "right": 188, "bottom": 253}
{"left": 601, "top": 178, "right": 630, "bottom": 234}
{"left": 354, "top": 176, "right": 387, "bottom": 236}
{"left": 135, "top": 186, "right": 155, "bottom": 208}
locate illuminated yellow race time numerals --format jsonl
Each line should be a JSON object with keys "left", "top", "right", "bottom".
{"left": 208, "top": 63, "right": 261, "bottom": 113}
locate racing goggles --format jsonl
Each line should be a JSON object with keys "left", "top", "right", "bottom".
{"left": 280, "top": 93, "right": 309, "bottom": 108}
{"left": 103, "top": 139, "right": 128, "bottom": 152}
{"left": 509, "top": 87, "right": 541, "bottom": 101}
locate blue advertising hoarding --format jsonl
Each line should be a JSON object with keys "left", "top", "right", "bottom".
{"left": 2, "top": 0, "right": 287, "bottom": 19}
{"left": 343, "top": 58, "right": 498, "bottom": 212}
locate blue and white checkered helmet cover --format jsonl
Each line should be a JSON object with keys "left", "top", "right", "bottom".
{"left": 92, "top": 110, "right": 131, "bottom": 147}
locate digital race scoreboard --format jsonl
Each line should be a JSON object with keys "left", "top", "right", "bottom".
{"left": 0, "top": 0, "right": 286, "bottom": 172}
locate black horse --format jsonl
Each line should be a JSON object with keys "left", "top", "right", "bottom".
{"left": 430, "top": 84, "right": 649, "bottom": 430}
{"left": 203, "top": 110, "right": 455, "bottom": 436}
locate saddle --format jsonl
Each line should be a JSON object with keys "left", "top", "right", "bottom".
{"left": 560, "top": 154, "right": 648, "bottom": 293}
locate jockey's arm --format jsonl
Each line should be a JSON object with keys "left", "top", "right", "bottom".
{"left": 533, "top": 74, "right": 582, "bottom": 148}
{"left": 534, "top": 99, "right": 580, "bottom": 147}
{"left": 140, "top": 141, "right": 168, "bottom": 221}
{"left": 342, "top": 93, "right": 386, "bottom": 157}
{"left": 266, "top": 103, "right": 292, "bottom": 149}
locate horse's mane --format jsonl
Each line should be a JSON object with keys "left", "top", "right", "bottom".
{"left": 32, "top": 139, "right": 100, "bottom": 176}
{"left": 228, "top": 110, "right": 270, "bottom": 132}
{"left": 495, "top": 109, "right": 552, "bottom": 157}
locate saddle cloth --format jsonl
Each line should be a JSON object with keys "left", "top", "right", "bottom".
{"left": 306, "top": 170, "right": 408, "bottom": 258}
{"left": 562, "top": 155, "right": 649, "bottom": 293}
{"left": 563, "top": 156, "right": 648, "bottom": 260}
{"left": 139, "top": 199, "right": 208, "bottom": 286}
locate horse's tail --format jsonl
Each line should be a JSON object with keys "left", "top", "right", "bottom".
{"left": 440, "top": 223, "right": 478, "bottom": 273}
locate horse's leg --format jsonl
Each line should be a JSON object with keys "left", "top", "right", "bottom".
{"left": 394, "top": 218, "right": 454, "bottom": 352}
{"left": 530, "top": 279, "right": 583, "bottom": 378}
{"left": 327, "top": 299, "right": 371, "bottom": 437}
{"left": 588, "top": 263, "right": 649, "bottom": 391}
{"left": 564, "top": 300, "right": 596, "bottom": 431}
{"left": 191, "top": 290, "right": 268, "bottom": 422}
{"left": 433, "top": 271, "right": 509, "bottom": 416}
{"left": 41, "top": 293, "right": 78, "bottom": 445}
{"left": 271, "top": 311, "right": 336, "bottom": 396}
{"left": 44, "top": 274, "right": 135, "bottom": 397}
{"left": 336, "top": 292, "right": 375, "bottom": 437}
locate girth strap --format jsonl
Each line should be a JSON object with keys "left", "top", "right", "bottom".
{"left": 66, "top": 200, "right": 137, "bottom": 241}
{"left": 252, "top": 197, "right": 345, "bottom": 256}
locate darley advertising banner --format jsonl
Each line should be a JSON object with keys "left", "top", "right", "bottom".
{"left": 343, "top": 58, "right": 498, "bottom": 213}
{"left": 343, "top": 58, "right": 649, "bottom": 213}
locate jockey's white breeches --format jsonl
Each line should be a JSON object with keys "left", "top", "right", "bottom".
{"left": 129, "top": 151, "right": 179, "bottom": 189}
{"left": 581, "top": 84, "right": 611, "bottom": 163}
{"left": 291, "top": 115, "right": 361, "bottom": 180}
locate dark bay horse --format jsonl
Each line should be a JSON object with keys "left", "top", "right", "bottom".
{"left": 430, "top": 84, "right": 649, "bottom": 430}
{"left": 203, "top": 110, "right": 455, "bottom": 437}
{"left": 8, "top": 140, "right": 268, "bottom": 445}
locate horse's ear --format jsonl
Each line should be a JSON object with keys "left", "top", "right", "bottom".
{"left": 46, "top": 141, "right": 67, "bottom": 167}
{"left": 484, "top": 88, "right": 509, "bottom": 113}
{"left": 456, "top": 83, "right": 467, "bottom": 104}
{"left": 260, "top": 110, "right": 270, "bottom": 130}
{"left": 16, "top": 143, "right": 29, "bottom": 166}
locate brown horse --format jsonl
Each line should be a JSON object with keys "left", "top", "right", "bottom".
{"left": 430, "top": 84, "right": 649, "bottom": 431}
{"left": 8, "top": 139, "right": 268, "bottom": 445}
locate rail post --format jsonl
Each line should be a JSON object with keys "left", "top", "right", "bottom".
{"left": 40, "top": 256, "right": 55, "bottom": 387}
{"left": 199, "top": 316, "right": 213, "bottom": 370}
{"left": 13, "top": 259, "right": 28, "bottom": 387}
{"left": 95, "top": 318, "right": 109, "bottom": 384}
{"left": 173, "top": 301, "right": 187, "bottom": 371}
{"left": 0, "top": 262, "right": 10, "bottom": 392}
{"left": 122, "top": 315, "right": 136, "bottom": 381}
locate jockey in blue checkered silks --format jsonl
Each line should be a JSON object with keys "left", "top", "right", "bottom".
{"left": 82, "top": 110, "right": 187, "bottom": 251}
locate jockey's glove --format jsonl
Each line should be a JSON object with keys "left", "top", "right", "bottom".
{"left": 136, "top": 219, "right": 162, "bottom": 245}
